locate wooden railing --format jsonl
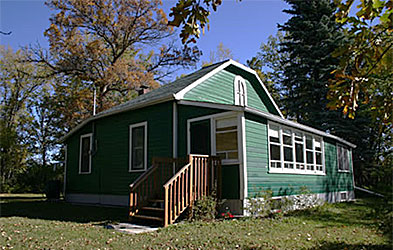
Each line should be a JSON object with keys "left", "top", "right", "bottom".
{"left": 163, "top": 155, "right": 221, "bottom": 227}
{"left": 129, "top": 157, "right": 187, "bottom": 217}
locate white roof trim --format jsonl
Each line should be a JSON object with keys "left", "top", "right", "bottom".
{"left": 178, "top": 100, "right": 355, "bottom": 148}
{"left": 59, "top": 95, "right": 174, "bottom": 143}
{"left": 174, "top": 59, "right": 284, "bottom": 119}
{"left": 174, "top": 60, "right": 233, "bottom": 100}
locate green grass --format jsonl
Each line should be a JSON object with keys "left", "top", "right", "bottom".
{"left": 0, "top": 194, "right": 391, "bottom": 249}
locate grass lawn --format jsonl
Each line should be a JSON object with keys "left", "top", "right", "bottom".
{"left": 0, "top": 194, "right": 391, "bottom": 249}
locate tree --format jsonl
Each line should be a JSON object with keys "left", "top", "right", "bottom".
{"left": 0, "top": 46, "right": 46, "bottom": 191}
{"left": 168, "top": 0, "right": 223, "bottom": 45}
{"left": 278, "top": 0, "right": 347, "bottom": 131}
{"left": 31, "top": 0, "right": 201, "bottom": 113}
{"left": 201, "top": 42, "right": 233, "bottom": 67}
{"left": 247, "top": 31, "right": 288, "bottom": 106}
{"left": 328, "top": 0, "right": 393, "bottom": 125}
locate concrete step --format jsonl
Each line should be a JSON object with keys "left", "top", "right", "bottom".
{"left": 133, "top": 214, "right": 163, "bottom": 222}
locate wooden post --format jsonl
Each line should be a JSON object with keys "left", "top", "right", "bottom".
{"left": 164, "top": 186, "right": 169, "bottom": 227}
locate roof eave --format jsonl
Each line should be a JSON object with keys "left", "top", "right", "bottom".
{"left": 58, "top": 95, "right": 175, "bottom": 143}
{"left": 245, "top": 106, "right": 356, "bottom": 148}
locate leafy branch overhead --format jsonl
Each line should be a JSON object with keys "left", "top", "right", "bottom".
{"left": 328, "top": 0, "right": 393, "bottom": 124}
{"left": 168, "top": 0, "right": 223, "bottom": 44}
{"left": 31, "top": 0, "right": 201, "bottom": 113}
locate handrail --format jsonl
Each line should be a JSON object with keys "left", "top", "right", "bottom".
{"left": 163, "top": 155, "right": 221, "bottom": 227}
{"left": 129, "top": 165, "right": 157, "bottom": 189}
{"left": 163, "top": 163, "right": 191, "bottom": 188}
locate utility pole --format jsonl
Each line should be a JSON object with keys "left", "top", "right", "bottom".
{"left": 93, "top": 86, "right": 96, "bottom": 116}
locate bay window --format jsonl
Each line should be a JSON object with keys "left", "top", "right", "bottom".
{"left": 268, "top": 122, "right": 324, "bottom": 175}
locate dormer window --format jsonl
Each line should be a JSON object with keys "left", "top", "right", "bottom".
{"left": 234, "top": 76, "right": 247, "bottom": 106}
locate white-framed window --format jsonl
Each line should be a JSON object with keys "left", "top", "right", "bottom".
{"left": 79, "top": 133, "right": 92, "bottom": 174}
{"left": 129, "top": 122, "right": 147, "bottom": 172}
{"left": 234, "top": 75, "right": 247, "bottom": 106}
{"left": 268, "top": 122, "right": 325, "bottom": 175}
{"left": 215, "top": 116, "right": 239, "bottom": 164}
{"left": 337, "top": 144, "right": 350, "bottom": 172}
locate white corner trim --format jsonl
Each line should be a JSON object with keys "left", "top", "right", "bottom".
{"left": 240, "top": 113, "right": 248, "bottom": 200}
{"left": 174, "top": 60, "right": 233, "bottom": 100}
{"left": 129, "top": 121, "right": 148, "bottom": 172}
{"left": 79, "top": 133, "right": 93, "bottom": 174}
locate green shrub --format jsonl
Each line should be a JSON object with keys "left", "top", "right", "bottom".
{"left": 190, "top": 195, "right": 217, "bottom": 221}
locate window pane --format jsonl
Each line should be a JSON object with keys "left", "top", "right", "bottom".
{"left": 284, "top": 146, "right": 293, "bottom": 161}
{"left": 284, "top": 163, "right": 294, "bottom": 169}
{"left": 306, "top": 135, "right": 313, "bottom": 149}
{"left": 270, "top": 144, "right": 281, "bottom": 160}
{"left": 315, "top": 139, "right": 321, "bottom": 151}
{"left": 133, "top": 127, "right": 144, "bottom": 147}
{"left": 306, "top": 151, "right": 314, "bottom": 164}
{"left": 316, "top": 152, "right": 322, "bottom": 165}
{"left": 81, "top": 136, "right": 90, "bottom": 173}
{"left": 343, "top": 148, "right": 349, "bottom": 170}
{"left": 271, "top": 162, "right": 281, "bottom": 168}
{"left": 216, "top": 131, "right": 237, "bottom": 151}
{"left": 132, "top": 126, "right": 145, "bottom": 170}
{"left": 283, "top": 134, "right": 292, "bottom": 145}
{"left": 295, "top": 143, "right": 304, "bottom": 163}
{"left": 269, "top": 125, "right": 280, "bottom": 143}
{"left": 132, "top": 148, "right": 144, "bottom": 170}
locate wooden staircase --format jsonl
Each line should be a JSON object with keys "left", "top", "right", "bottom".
{"left": 129, "top": 155, "right": 221, "bottom": 227}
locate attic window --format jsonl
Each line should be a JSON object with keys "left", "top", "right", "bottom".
{"left": 234, "top": 76, "right": 247, "bottom": 106}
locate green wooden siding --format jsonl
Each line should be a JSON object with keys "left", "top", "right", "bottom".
{"left": 65, "top": 102, "right": 173, "bottom": 196}
{"left": 183, "top": 68, "right": 278, "bottom": 114}
{"left": 245, "top": 113, "right": 354, "bottom": 197}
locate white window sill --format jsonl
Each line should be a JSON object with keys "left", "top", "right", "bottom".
{"left": 78, "top": 172, "right": 91, "bottom": 175}
{"left": 268, "top": 169, "right": 325, "bottom": 176}
{"left": 129, "top": 169, "right": 147, "bottom": 173}
{"left": 338, "top": 170, "right": 350, "bottom": 173}
{"left": 221, "top": 160, "right": 240, "bottom": 166}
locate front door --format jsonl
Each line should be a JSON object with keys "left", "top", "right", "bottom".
{"left": 190, "top": 119, "right": 211, "bottom": 155}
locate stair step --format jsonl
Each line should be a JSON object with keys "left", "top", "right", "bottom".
{"left": 142, "top": 207, "right": 164, "bottom": 212}
{"left": 149, "top": 199, "right": 164, "bottom": 203}
{"left": 133, "top": 214, "right": 163, "bottom": 222}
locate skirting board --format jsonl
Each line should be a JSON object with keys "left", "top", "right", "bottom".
{"left": 66, "top": 193, "right": 129, "bottom": 207}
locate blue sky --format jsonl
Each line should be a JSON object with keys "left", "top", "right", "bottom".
{"left": 0, "top": 0, "right": 289, "bottom": 69}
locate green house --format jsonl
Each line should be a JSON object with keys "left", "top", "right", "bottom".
{"left": 61, "top": 59, "right": 355, "bottom": 224}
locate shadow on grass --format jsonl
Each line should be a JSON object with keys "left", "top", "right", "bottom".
{"left": 285, "top": 199, "right": 383, "bottom": 228}
{"left": 308, "top": 241, "right": 390, "bottom": 250}
{"left": 0, "top": 196, "right": 129, "bottom": 224}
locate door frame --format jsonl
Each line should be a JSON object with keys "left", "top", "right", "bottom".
{"left": 186, "top": 111, "right": 247, "bottom": 200}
